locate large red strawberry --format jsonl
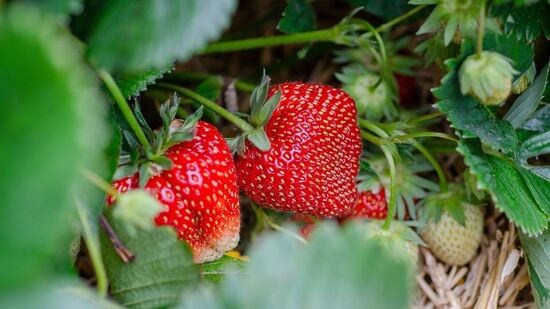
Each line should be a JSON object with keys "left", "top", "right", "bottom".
{"left": 350, "top": 187, "right": 388, "bottom": 219}
{"left": 235, "top": 82, "right": 362, "bottom": 217}
{"left": 110, "top": 98, "right": 240, "bottom": 264}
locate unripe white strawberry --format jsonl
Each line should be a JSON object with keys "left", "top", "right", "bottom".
{"left": 419, "top": 185, "right": 484, "bottom": 266}
{"left": 459, "top": 51, "right": 518, "bottom": 105}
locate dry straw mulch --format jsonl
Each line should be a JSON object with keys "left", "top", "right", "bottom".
{"left": 413, "top": 209, "right": 534, "bottom": 309}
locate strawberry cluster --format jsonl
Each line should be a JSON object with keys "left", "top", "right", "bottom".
{"left": 109, "top": 81, "right": 363, "bottom": 263}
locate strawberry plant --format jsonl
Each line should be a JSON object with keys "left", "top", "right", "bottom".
{"left": 1, "top": 0, "right": 548, "bottom": 308}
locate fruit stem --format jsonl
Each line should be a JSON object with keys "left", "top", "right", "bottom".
{"left": 358, "top": 119, "right": 390, "bottom": 138}
{"left": 360, "top": 131, "right": 384, "bottom": 147}
{"left": 406, "top": 111, "right": 445, "bottom": 125}
{"left": 476, "top": 0, "right": 486, "bottom": 58}
{"left": 412, "top": 141, "right": 448, "bottom": 192}
{"left": 156, "top": 83, "right": 255, "bottom": 133}
{"left": 200, "top": 5, "right": 426, "bottom": 54}
{"left": 99, "top": 215, "right": 136, "bottom": 263}
{"left": 391, "top": 132, "right": 458, "bottom": 143}
{"left": 381, "top": 146, "right": 398, "bottom": 230}
{"left": 250, "top": 203, "right": 307, "bottom": 245}
{"left": 75, "top": 199, "right": 108, "bottom": 298}
{"left": 98, "top": 69, "right": 153, "bottom": 153}
{"left": 81, "top": 169, "right": 119, "bottom": 197}
{"left": 167, "top": 72, "right": 256, "bottom": 93}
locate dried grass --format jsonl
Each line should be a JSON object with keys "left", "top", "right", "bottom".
{"left": 413, "top": 209, "right": 534, "bottom": 309}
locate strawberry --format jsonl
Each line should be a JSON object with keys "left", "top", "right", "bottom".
{"left": 110, "top": 97, "right": 240, "bottom": 264}
{"left": 235, "top": 82, "right": 362, "bottom": 217}
{"left": 290, "top": 214, "right": 317, "bottom": 238}
{"left": 350, "top": 187, "right": 388, "bottom": 219}
{"left": 419, "top": 184, "right": 484, "bottom": 266}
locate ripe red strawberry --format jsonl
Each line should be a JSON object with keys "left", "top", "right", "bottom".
{"left": 235, "top": 83, "right": 362, "bottom": 217}
{"left": 350, "top": 187, "right": 388, "bottom": 219}
{"left": 111, "top": 120, "right": 240, "bottom": 264}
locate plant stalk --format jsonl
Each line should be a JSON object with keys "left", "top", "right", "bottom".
{"left": 476, "top": 1, "right": 486, "bottom": 58}
{"left": 156, "top": 83, "right": 255, "bottom": 133}
{"left": 98, "top": 69, "right": 152, "bottom": 153}
{"left": 99, "top": 215, "right": 135, "bottom": 263}
{"left": 382, "top": 147, "right": 398, "bottom": 230}
{"left": 201, "top": 5, "right": 426, "bottom": 54}
{"left": 412, "top": 141, "right": 448, "bottom": 192}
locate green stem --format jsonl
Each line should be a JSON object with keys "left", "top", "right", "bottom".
{"left": 406, "top": 111, "right": 445, "bottom": 125}
{"left": 250, "top": 204, "right": 307, "bottom": 244}
{"left": 361, "top": 131, "right": 384, "bottom": 147}
{"left": 201, "top": 5, "right": 426, "bottom": 54}
{"left": 81, "top": 169, "right": 118, "bottom": 197}
{"left": 168, "top": 72, "right": 256, "bottom": 92}
{"left": 392, "top": 132, "right": 458, "bottom": 143}
{"left": 156, "top": 83, "right": 255, "bottom": 133}
{"left": 75, "top": 199, "right": 108, "bottom": 297}
{"left": 381, "top": 146, "right": 398, "bottom": 230}
{"left": 98, "top": 69, "right": 152, "bottom": 153}
{"left": 476, "top": 1, "right": 486, "bottom": 58}
{"left": 412, "top": 141, "right": 448, "bottom": 192}
{"left": 202, "top": 28, "right": 338, "bottom": 54}
{"left": 358, "top": 119, "right": 390, "bottom": 138}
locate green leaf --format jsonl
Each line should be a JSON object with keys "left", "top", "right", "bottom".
{"left": 0, "top": 4, "right": 108, "bottom": 289}
{"left": 347, "top": 0, "right": 412, "bottom": 20}
{"left": 0, "top": 280, "right": 122, "bottom": 309}
{"left": 458, "top": 140, "right": 548, "bottom": 235}
{"left": 434, "top": 58, "right": 518, "bottom": 153}
{"left": 518, "top": 169, "right": 550, "bottom": 216}
{"left": 22, "top": 0, "right": 83, "bottom": 20}
{"left": 277, "top": 0, "right": 316, "bottom": 34}
{"left": 518, "top": 130, "right": 550, "bottom": 161}
{"left": 201, "top": 255, "right": 246, "bottom": 284}
{"left": 116, "top": 65, "right": 172, "bottom": 99}
{"left": 87, "top": 0, "right": 237, "bottom": 72}
{"left": 180, "top": 222, "right": 413, "bottom": 309}
{"left": 504, "top": 64, "right": 549, "bottom": 127}
{"left": 519, "top": 229, "right": 550, "bottom": 307}
{"left": 521, "top": 105, "right": 550, "bottom": 132}
{"left": 247, "top": 128, "right": 271, "bottom": 151}
{"left": 100, "top": 214, "right": 200, "bottom": 309}
{"left": 492, "top": 1, "right": 550, "bottom": 42}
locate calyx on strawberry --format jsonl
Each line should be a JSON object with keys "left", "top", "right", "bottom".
{"left": 419, "top": 184, "right": 484, "bottom": 266}
{"left": 109, "top": 96, "right": 240, "bottom": 263}
{"left": 235, "top": 81, "right": 362, "bottom": 217}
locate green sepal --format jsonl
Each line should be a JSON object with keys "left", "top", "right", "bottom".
{"left": 421, "top": 184, "right": 469, "bottom": 227}
{"left": 247, "top": 128, "right": 271, "bottom": 152}
{"left": 122, "top": 129, "right": 141, "bottom": 150}
{"left": 112, "top": 190, "right": 165, "bottom": 237}
{"left": 133, "top": 102, "right": 154, "bottom": 142}
{"left": 249, "top": 72, "right": 282, "bottom": 127}
{"left": 179, "top": 106, "right": 203, "bottom": 132}
{"left": 151, "top": 156, "right": 173, "bottom": 171}
{"left": 138, "top": 162, "right": 154, "bottom": 188}
{"left": 250, "top": 72, "right": 270, "bottom": 125}
{"left": 159, "top": 94, "right": 181, "bottom": 134}
{"left": 113, "top": 164, "right": 139, "bottom": 181}
{"left": 226, "top": 135, "right": 247, "bottom": 156}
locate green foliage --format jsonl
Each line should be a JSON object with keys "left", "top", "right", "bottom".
{"left": 0, "top": 4, "right": 107, "bottom": 289}
{"left": 86, "top": 0, "right": 237, "bottom": 72}
{"left": 519, "top": 229, "right": 550, "bottom": 308}
{"left": 458, "top": 140, "right": 548, "bottom": 235}
{"left": 504, "top": 64, "right": 549, "bottom": 128}
{"left": 0, "top": 280, "right": 122, "bottom": 309}
{"left": 116, "top": 65, "right": 173, "bottom": 99}
{"left": 180, "top": 223, "right": 413, "bottom": 309}
{"left": 347, "top": 0, "right": 412, "bottom": 20}
{"left": 492, "top": 1, "right": 550, "bottom": 41}
{"left": 434, "top": 57, "right": 518, "bottom": 153}
{"left": 201, "top": 255, "right": 246, "bottom": 284}
{"left": 22, "top": 0, "right": 83, "bottom": 20}
{"left": 100, "top": 214, "right": 200, "bottom": 309}
{"left": 278, "top": 0, "right": 316, "bottom": 33}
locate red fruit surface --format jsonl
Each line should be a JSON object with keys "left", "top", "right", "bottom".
{"left": 236, "top": 83, "right": 362, "bottom": 217}
{"left": 395, "top": 74, "right": 417, "bottom": 105}
{"left": 350, "top": 188, "right": 388, "bottom": 219}
{"left": 110, "top": 122, "right": 240, "bottom": 263}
